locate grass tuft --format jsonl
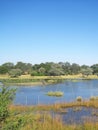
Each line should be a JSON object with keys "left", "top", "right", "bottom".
{"left": 47, "top": 91, "right": 64, "bottom": 97}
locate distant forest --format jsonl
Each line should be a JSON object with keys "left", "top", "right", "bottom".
{"left": 0, "top": 62, "right": 98, "bottom": 77}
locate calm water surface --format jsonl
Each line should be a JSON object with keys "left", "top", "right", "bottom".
{"left": 13, "top": 79, "right": 98, "bottom": 105}
{"left": 53, "top": 107, "right": 98, "bottom": 124}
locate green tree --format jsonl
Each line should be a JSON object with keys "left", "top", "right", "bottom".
{"left": 0, "top": 66, "right": 8, "bottom": 74}
{"left": 80, "top": 67, "right": 93, "bottom": 76}
{"left": 48, "top": 63, "right": 64, "bottom": 76}
{"left": 81, "top": 65, "right": 89, "bottom": 69}
{"left": 15, "top": 62, "right": 32, "bottom": 74}
{"left": 61, "top": 62, "right": 71, "bottom": 75}
{"left": 2, "top": 62, "right": 14, "bottom": 70}
{"left": 71, "top": 63, "right": 80, "bottom": 74}
{"left": 32, "top": 62, "right": 52, "bottom": 76}
{"left": 8, "top": 69, "right": 22, "bottom": 77}
{"left": 91, "top": 64, "right": 98, "bottom": 75}
{"left": 38, "top": 67, "right": 46, "bottom": 75}
{"left": 0, "top": 62, "right": 14, "bottom": 74}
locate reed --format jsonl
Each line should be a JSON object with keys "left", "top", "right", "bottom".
{"left": 6, "top": 99, "right": 98, "bottom": 130}
{"left": 3, "top": 111, "right": 98, "bottom": 130}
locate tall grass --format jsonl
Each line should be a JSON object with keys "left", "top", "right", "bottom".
{"left": 2, "top": 111, "right": 98, "bottom": 130}
{"left": 6, "top": 99, "right": 98, "bottom": 130}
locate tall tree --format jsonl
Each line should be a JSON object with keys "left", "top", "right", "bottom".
{"left": 91, "top": 64, "right": 98, "bottom": 75}
{"left": 15, "top": 62, "right": 32, "bottom": 74}
{"left": 61, "top": 62, "right": 71, "bottom": 75}
{"left": 71, "top": 63, "right": 80, "bottom": 74}
{"left": 8, "top": 69, "right": 22, "bottom": 77}
{"left": 0, "top": 62, "right": 14, "bottom": 74}
{"left": 80, "top": 67, "right": 93, "bottom": 76}
{"left": 0, "top": 66, "right": 8, "bottom": 74}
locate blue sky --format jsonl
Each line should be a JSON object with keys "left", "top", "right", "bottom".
{"left": 0, "top": 0, "right": 98, "bottom": 65}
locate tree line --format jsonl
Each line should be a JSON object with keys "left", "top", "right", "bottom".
{"left": 0, "top": 61, "right": 98, "bottom": 77}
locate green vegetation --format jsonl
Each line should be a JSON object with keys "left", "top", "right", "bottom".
{"left": 8, "top": 69, "right": 22, "bottom": 78}
{"left": 3, "top": 111, "right": 98, "bottom": 130}
{"left": 1, "top": 88, "right": 98, "bottom": 130}
{"left": 2, "top": 100, "right": 98, "bottom": 130}
{"left": 47, "top": 91, "right": 64, "bottom": 97}
{"left": 1, "top": 61, "right": 98, "bottom": 129}
{"left": 0, "top": 85, "right": 15, "bottom": 128}
{"left": 0, "top": 61, "right": 98, "bottom": 77}
{"left": 0, "top": 75, "right": 98, "bottom": 85}
{"left": 0, "top": 78, "right": 40, "bottom": 85}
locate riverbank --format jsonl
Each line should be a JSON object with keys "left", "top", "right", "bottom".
{"left": 10, "top": 99, "right": 98, "bottom": 111}
{"left": 0, "top": 74, "right": 98, "bottom": 86}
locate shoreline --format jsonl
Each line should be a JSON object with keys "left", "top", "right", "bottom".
{"left": 0, "top": 75, "right": 98, "bottom": 86}
{"left": 9, "top": 99, "right": 98, "bottom": 111}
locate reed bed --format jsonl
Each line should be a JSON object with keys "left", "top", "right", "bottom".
{"left": 9, "top": 99, "right": 98, "bottom": 112}
{"left": 2, "top": 110, "right": 98, "bottom": 130}
{"left": 4, "top": 100, "right": 98, "bottom": 130}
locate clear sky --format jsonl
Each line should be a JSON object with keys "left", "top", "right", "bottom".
{"left": 0, "top": 0, "right": 98, "bottom": 65}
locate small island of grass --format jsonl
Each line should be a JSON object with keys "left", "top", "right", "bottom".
{"left": 47, "top": 91, "right": 64, "bottom": 97}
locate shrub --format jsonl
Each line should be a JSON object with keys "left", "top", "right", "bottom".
{"left": 0, "top": 85, "right": 16, "bottom": 122}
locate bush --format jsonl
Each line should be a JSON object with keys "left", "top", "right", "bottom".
{"left": 31, "top": 71, "right": 44, "bottom": 76}
{"left": 0, "top": 85, "right": 16, "bottom": 122}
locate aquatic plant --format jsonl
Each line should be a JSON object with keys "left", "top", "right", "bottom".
{"left": 90, "top": 96, "right": 96, "bottom": 101}
{"left": 47, "top": 91, "right": 64, "bottom": 97}
{"left": 76, "top": 96, "right": 82, "bottom": 102}
{"left": 90, "top": 96, "right": 98, "bottom": 101}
